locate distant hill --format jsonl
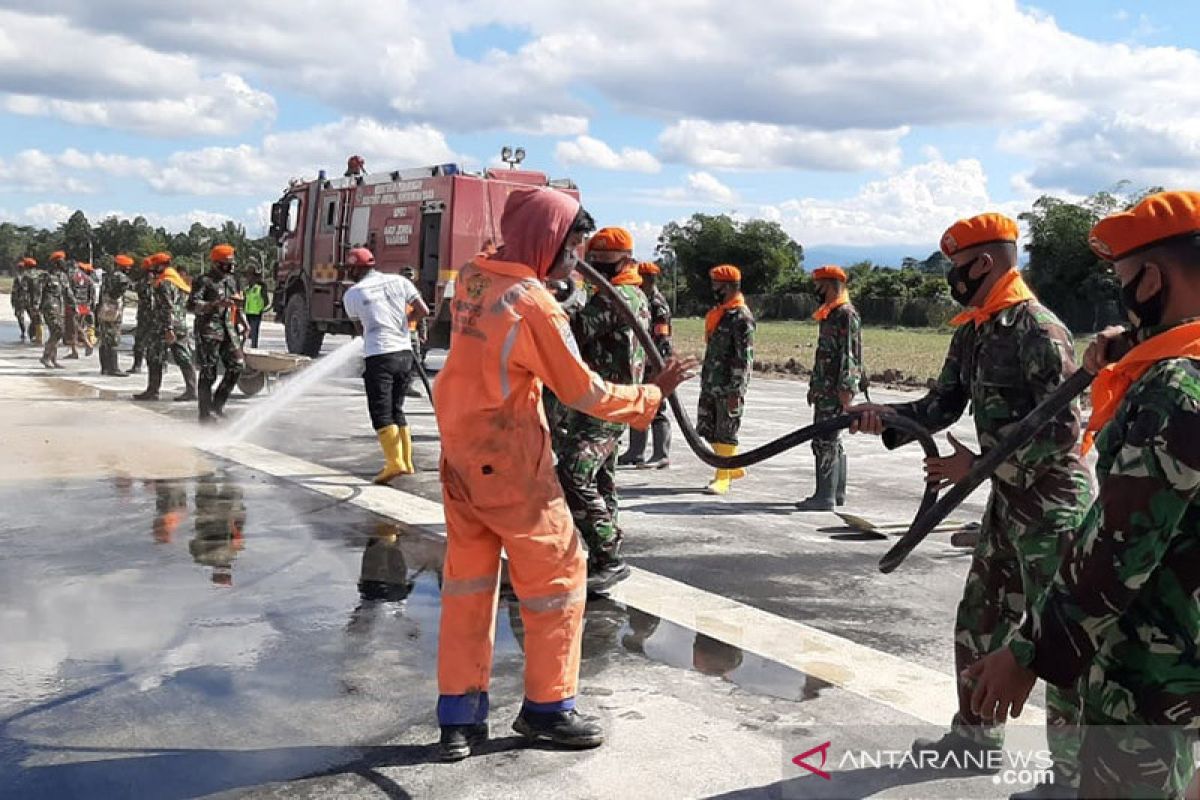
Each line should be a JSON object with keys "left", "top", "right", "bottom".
{"left": 802, "top": 244, "right": 931, "bottom": 269}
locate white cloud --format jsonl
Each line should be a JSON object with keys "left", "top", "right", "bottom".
{"left": 0, "top": 11, "right": 275, "bottom": 137}
{"left": 658, "top": 120, "right": 906, "bottom": 171}
{"left": 760, "top": 158, "right": 1025, "bottom": 247}
{"left": 555, "top": 135, "right": 661, "bottom": 173}
{"left": 619, "top": 220, "right": 669, "bottom": 259}
{"left": 16, "top": 203, "right": 75, "bottom": 229}
{"left": 651, "top": 172, "right": 738, "bottom": 206}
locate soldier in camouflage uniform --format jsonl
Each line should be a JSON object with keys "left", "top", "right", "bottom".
{"left": 967, "top": 192, "right": 1200, "bottom": 799}
{"left": 22, "top": 258, "right": 46, "bottom": 345}
{"left": 618, "top": 261, "right": 674, "bottom": 469}
{"left": 852, "top": 214, "right": 1090, "bottom": 794}
{"left": 64, "top": 259, "right": 95, "bottom": 359}
{"left": 797, "top": 265, "right": 863, "bottom": 511}
{"left": 97, "top": 255, "right": 135, "bottom": 376}
{"left": 543, "top": 273, "right": 587, "bottom": 447}
{"left": 11, "top": 257, "right": 32, "bottom": 342}
{"left": 699, "top": 264, "right": 755, "bottom": 496}
{"left": 134, "top": 252, "right": 197, "bottom": 402}
{"left": 188, "top": 244, "right": 245, "bottom": 422}
{"left": 37, "top": 252, "right": 72, "bottom": 369}
{"left": 554, "top": 227, "right": 650, "bottom": 592}
{"left": 130, "top": 260, "right": 156, "bottom": 373}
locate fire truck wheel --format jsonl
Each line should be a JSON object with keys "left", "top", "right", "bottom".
{"left": 284, "top": 292, "right": 325, "bottom": 358}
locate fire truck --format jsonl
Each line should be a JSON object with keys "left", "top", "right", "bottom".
{"left": 267, "top": 158, "right": 579, "bottom": 356}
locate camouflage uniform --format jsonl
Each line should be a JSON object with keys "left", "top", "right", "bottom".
{"left": 697, "top": 304, "right": 755, "bottom": 445}
{"left": 150, "top": 275, "right": 194, "bottom": 373}
{"left": 132, "top": 269, "right": 155, "bottom": 369}
{"left": 66, "top": 263, "right": 95, "bottom": 351}
{"left": 11, "top": 265, "right": 29, "bottom": 339}
{"left": 22, "top": 266, "right": 45, "bottom": 343}
{"left": 555, "top": 283, "right": 650, "bottom": 563}
{"left": 188, "top": 269, "right": 244, "bottom": 416}
{"left": 37, "top": 263, "right": 71, "bottom": 357}
{"left": 189, "top": 474, "right": 246, "bottom": 586}
{"left": 882, "top": 298, "right": 1091, "bottom": 784}
{"left": 806, "top": 302, "right": 863, "bottom": 504}
{"left": 1009, "top": 323, "right": 1200, "bottom": 798}
{"left": 97, "top": 268, "right": 131, "bottom": 349}
{"left": 621, "top": 285, "right": 674, "bottom": 465}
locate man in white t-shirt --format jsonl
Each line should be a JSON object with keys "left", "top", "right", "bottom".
{"left": 342, "top": 247, "right": 430, "bottom": 484}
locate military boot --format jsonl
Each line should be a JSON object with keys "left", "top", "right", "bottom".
{"left": 617, "top": 428, "right": 647, "bottom": 467}
{"left": 836, "top": 448, "right": 848, "bottom": 506}
{"left": 108, "top": 348, "right": 128, "bottom": 378}
{"left": 796, "top": 444, "right": 837, "bottom": 511}
{"left": 198, "top": 381, "right": 216, "bottom": 423}
{"left": 212, "top": 371, "right": 239, "bottom": 417}
{"left": 174, "top": 365, "right": 198, "bottom": 402}
{"left": 129, "top": 350, "right": 143, "bottom": 374}
{"left": 586, "top": 541, "right": 631, "bottom": 594}
{"left": 133, "top": 362, "right": 162, "bottom": 401}
{"left": 641, "top": 417, "right": 672, "bottom": 469}
{"left": 512, "top": 707, "right": 604, "bottom": 749}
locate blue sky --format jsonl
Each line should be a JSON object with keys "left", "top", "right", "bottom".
{"left": 1, "top": 0, "right": 1198, "bottom": 264}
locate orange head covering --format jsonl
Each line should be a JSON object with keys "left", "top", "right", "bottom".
{"left": 493, "top": 186, "right": 582, "bottom": 279}
{"left": 638, "top": 261, "right": 661, "bottom": 276}
{"left": 709, "top": 264, "right": 742, "bottom": 283}
{"left": 149, "top": 252, "right": 172, "bottom": 267}
{"left": 587, "top": 227, "right": 634, "bottom": 254}
{"left": 78, "top": 262, "right": 94, "bottom": 273}
{"left": 1088, "top": 191, "right": 1200, "bottom": 261}
{"left": 21, "top": 257, "right": 36, "bottom": 267}
{"left": 940, "top": 213, "right": 1019, "bottom": 257}
{"left": 812, "top": 265, "right": 847, "bottom": 283}
{"left": 140, "top": 256, "right": 154, "bottom": 270}
{"left": 114, "top": 254, "right": 134, "bottom": 268}
{"left": 210, "top": 244, "right": 236, "bottom": 263}
{"left": 50, "top": 250, "right": 66, "bottom": 262}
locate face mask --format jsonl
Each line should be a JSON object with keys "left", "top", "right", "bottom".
{"left": 946, "top": 256, "right": 987, "bottom": 306}
{"left": 1120, "top": 265, "right": 1167, "bottom": 329}
{"left": 712, "top": 287, "right": 727, "bottom": 303}
{"left": 588, "top": 258, "right": 622, "bottom": 279}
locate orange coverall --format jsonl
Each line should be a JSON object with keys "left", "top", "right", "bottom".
{"left": 434, "top": 187, "right": 662, "bottom": 724}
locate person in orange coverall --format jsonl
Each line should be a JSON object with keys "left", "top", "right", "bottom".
{"left": 432, "top": 186, "right": 697, "bottom": 761}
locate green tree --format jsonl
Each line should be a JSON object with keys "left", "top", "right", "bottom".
{"left": 57, "top": 210, "right": 93, "bottom": 262}
{"left": 655, "top": 213, "right": 802, "bottom": 306}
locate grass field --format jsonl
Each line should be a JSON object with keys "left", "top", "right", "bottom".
{"left": 673, "top": 317, "right": 1093, "bottom": 387}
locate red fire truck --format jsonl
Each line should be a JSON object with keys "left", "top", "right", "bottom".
{"left": 268, "top": 159, "right": 579, "bottom": 356}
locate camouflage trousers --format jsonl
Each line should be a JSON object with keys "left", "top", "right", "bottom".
{"left": 953, "top": 484, "right": 1086, "bottom": 786}
{"left": 195, "top": 334, "right": 244, "bottom": 386}
{"left": 98, "top": 319, "right": 123, "bottom": 349}
{"left": 40, "top": 306, "right": 64, "bottom": 345}
{"left": 1074, "top": 718, "right": 1194, "bottom": 798}
{"left": 148, "top": 336, "right": 194, "bottom": 373}
{"left": 133, "top": 319, "right": 153, "bottom": 360}
{"left": 811, "top": 395, "right": 844, "bottom": 483}
{"left": 555, "top": 411, "right": 624, "bottom": 561}
{"left": 697, "top": 390, "right": 745, "bottom": 446}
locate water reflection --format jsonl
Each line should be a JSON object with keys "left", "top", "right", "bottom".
{"left": 187, "top": 475, "right": 246, "bottom": 586}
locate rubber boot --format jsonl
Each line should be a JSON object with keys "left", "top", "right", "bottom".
{"left": 108, "top": 347, "right": 128, "bottom": 378}
{"left": 129, "top": 350, "right": 143, "bottom": 374}
{"left": 618, "top": 428, "right": 647, "bottom": 467}
{"left": 836, "top": 448, "right": 847, "bottom": 506}
{"left": 397, "top": 425, "right": 416, "bottom": 474}
{"left": 706, "top": 442, "right": 744, "bottom": 495}
{"left": 98, "top": 345, "right": 111, "bottom": 375}
{"left": 174, "top": 365, "right": 197, "bottom": 402}
{"left": 198, "top": 380, "right": 215, "bottom": 424}
{"left": 796, "top": 444, "right": 837, "bottom": 511}
{"left": 133, "top": 362, "right": 163, "bottom": 401}
{"left": 640, "top": 417, "right": 672, "bottom": 469}
{"left": 373, "top": 425, "right": 406, "bottom": 484}
{"left": 212, "top": 372, "right": 238, "bottom": 417}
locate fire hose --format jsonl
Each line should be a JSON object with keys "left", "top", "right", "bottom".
{"left": 575, "top": 261, "right": 1097, "bottom": 572}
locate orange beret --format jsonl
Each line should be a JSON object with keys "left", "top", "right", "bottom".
{"left": 813, "top": 265, "right": 848, "bottom": 282}
{"left": 939, "top": 213, "right": 1019, "bottom": 257}
{"left": 114, "top": 255, "right": 134, "bottom": 267}
{"left": 638, "top": 261, "right": 661, "bottom": 276}
{"left": 210, "top": 244, "right": 236, "bottom": 262}
{"left": 586, "top": 227, "right": 634, "bottom": 254}
{"left": 709, "top": 264, "right": 742, "bottom": 283}
{"left": 21, "top": 257, "right": 36, "bottom": 267}
{"left": 150, "top": 252, "right": 172, "bottom": 266}
{"left": 1088, "top": 191, "right": 1200, "bottom": 261}
{"left": 50, "top": 250, "right": 66, "bottom": 261}
{"left": 78, "top": 262, "right": 94, "bottom": 273}
{"left": 140, "top": 256, "right": 154, "bottom": 270}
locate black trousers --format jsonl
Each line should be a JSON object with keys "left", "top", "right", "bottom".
{"left": 364, "top": 350, "right": 415, "bottom": 430}
{"left": 247, "top": 315, "right": 262, "bottom": 348}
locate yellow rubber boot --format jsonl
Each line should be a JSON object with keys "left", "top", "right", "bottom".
{"left": 706, "top": 467, "right": 732, "bottom": 495}
{"left": 374, "top": 425, "right": 405, "bottom": 484}
{"left": 715, "top": 442, "right": 747, "bottom": 481}
{"left": 398, "top": 425, "right": 416, "bottom": 474}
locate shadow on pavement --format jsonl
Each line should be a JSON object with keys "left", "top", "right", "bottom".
{"left": 706, "top": 764, "right": 956, "bottom": 799}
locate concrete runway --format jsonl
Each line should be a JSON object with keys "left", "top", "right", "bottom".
{"left": 0, "top": 302, "right": 1062, "bottom": 800}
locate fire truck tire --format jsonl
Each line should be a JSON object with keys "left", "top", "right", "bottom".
{"left": 284, "top": 292, "right": 325, "bottom": 358}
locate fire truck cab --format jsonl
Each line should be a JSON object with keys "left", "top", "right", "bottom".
{"left": 268, "top": 160, "right": 578, "bottom": 356}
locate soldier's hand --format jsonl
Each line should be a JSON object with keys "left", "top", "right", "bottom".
{"left": 164, "top": 330, "right": 177, "bottom": 345}
{"left": 653, "top": 356, "right": 699, "bottom": 397}
{"left": 924, "top": 432, "right": 976, "bottom": 490}
{"left": 838, "top": 389, "right": 854, "bottom": 411}
{"left": 963, "top": 648, "right": 1036, "bottom": 724}
{"left": 848, "top": 403, "right": 894, "bottom": 435}
{"left": 1083, "top": 325, "right": 1133, "bottom": 375}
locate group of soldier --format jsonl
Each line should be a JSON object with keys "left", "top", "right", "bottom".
{"left": 10, "top": 245, "right": 268, "bottom": 423}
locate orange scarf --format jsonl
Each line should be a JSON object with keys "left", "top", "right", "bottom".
{"left": 813, "top": 289, "right": 849, "bottom": 321}
{"left": 611, "top": 266, "right": 643, "bottom": 287}
{"left": 705, "top": 292, "right": 747, "bottom": 341}
{"left": 1082, "top": 320, "right": 1200, "bottom": 453}
{"left": 949, "top": 269, "right": 1036, "bottom": 328}
{"left": 155, "top": 267, "right": 191, "bottom": 293}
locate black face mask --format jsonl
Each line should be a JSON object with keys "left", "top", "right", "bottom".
{"left": 946, "top": 256, "right": 987, "bottom": 306}
{"left": 712, "top": 288, "right": 727, "bottom": 303}
{"left": 1120, "top": 265, "right": 1167, "bottom": 329}
{"left": 588, "top": 258, "right": 622, "bottom": 279}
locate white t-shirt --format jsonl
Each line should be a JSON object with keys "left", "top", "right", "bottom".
{"left": 342, "top": 270, "right": 422, "bottom": 357}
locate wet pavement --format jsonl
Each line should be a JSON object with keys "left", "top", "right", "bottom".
{"left": 0, "top": 304, "right": 1053, "bottom": 799}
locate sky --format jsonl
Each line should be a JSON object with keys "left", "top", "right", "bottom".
{"left": 1, "top": 0, "right": 1198, "bottom": 265}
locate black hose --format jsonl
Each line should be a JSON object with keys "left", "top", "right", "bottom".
{"left": 574, "top": 261, "right": 945, "bottom": 527}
